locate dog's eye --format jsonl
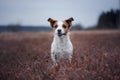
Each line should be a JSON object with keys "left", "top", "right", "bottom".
{"left": 63, "top": 25, "right": 66, "bottom": 28}
{"left": 54, "top": 25, "right": 58, "bottom": 28}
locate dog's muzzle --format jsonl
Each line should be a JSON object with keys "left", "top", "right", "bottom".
{"left": 57, "top": 29, "right": 66, "bottom": 37}
{"left": 58, "top": 33, "right": 66, "bottom": 37}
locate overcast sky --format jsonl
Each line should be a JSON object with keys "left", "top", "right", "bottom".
{"left": 0, "top": 0, "right": 119, "bottom": 28}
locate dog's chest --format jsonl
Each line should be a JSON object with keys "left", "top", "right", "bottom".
{"left": 51, "top": 37, "right": 73, "bottom": 54}
{"left": 54, "top": 42, "right": 69, "bottom": 53}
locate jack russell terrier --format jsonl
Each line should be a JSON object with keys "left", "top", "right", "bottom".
{"left": 48, "top": 17, "right": 74, "bottom": 66}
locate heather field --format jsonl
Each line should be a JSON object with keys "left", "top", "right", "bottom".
{"left": 0, "top": 30, "right": 120, "bottom": 80}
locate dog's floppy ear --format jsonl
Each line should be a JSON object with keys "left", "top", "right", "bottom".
{"left": 64, "top": 17, "right": 74, "bottom": 27}
{"left": 65, "top": 17, "right": 74, "bottom": 23}
{"left": 48, "top": 18, "right": 57, "bottom": 27}
{"left": 48, "top": 18, "right": 55, "bottom": 23}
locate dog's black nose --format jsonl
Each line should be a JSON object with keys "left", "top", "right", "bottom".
{"left": 58, "top": 29, "right": 61, "bottom": 33}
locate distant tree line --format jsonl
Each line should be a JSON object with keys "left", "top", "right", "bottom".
{"left": 97, "top": 9, "right": 120, "bottom": 29}
{"left": 71, "top": 24, "right": 83, "bottom": 30}
{"left": 7, "top": 23, "right": 21, "bottom": 32}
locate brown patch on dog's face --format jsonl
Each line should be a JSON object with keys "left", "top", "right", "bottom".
{"left": 63, "top": 17, "right": 74, "bottom": 34}
{"left": 62, "top": 22, "right": 69, "bottom": 34}
{"left": 48, "top": 18, "right": 58, "bottom": 28}
{"left": 52, "top": 22, "right": 58, "bottom": 29}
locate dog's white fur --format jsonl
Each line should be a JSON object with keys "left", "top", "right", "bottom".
{"left": 48, "top": 18, "right": 74, "bottom": 66}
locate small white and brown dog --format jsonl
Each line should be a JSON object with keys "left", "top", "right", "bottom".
{"left": 48, "top": 17, "right": 74, "bottom": 66}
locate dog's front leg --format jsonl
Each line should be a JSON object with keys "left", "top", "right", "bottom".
{"left": 51, "top": 52, "right": 58, "bottom": 66}
{"left": 68, "top": 54, "right": 73, "bottom": 64}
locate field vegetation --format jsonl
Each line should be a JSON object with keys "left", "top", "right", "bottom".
{"left": 0, "top": 30, "right": 120, "bottom": 80}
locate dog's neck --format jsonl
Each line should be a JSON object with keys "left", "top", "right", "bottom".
{"left": 53, "top": 32, "right": 71, "bottom": 44}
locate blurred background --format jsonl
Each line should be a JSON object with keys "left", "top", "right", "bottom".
{"left": 0, "top": 0, "right": 120, "bottom": 32}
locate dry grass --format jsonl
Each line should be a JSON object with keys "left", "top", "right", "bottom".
{"left": 0, "top": 30, "right": 120, "bottom": 80}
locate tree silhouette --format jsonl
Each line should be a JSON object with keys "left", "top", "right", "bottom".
{"left": 97, "top": 9, "right": 120, "bottom": 29}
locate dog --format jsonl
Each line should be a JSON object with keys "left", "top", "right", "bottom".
{"left": 48, "top": 17, "right": 74, "bottom": 66}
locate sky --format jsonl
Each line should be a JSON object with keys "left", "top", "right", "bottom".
{"left": 0, "top": 0, "right": 119, "bottom": 28}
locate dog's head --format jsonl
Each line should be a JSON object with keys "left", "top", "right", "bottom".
{"left": 48, "top": 17, "right": 74, "bottom": 37}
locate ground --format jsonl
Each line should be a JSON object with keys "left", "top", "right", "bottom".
{"left": 0, "top": 30, "right": 120, "bottom": 80}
